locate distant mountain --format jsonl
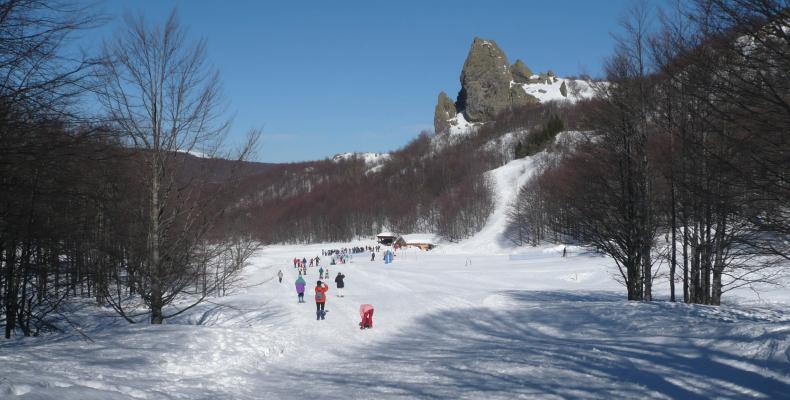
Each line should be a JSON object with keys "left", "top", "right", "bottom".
{"left": 177, "top": 151, "right": 280, "bottom": 183}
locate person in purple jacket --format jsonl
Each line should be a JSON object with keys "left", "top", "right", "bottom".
{"left": 295, "top": 275, "right": 306, "bottom": 303}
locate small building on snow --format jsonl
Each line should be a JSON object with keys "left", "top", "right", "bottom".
{"left": 376, "top": 232, "right": 398, "bottom": 246}
{"left": 399, "top": 234, "right": 440, "bottom": 251}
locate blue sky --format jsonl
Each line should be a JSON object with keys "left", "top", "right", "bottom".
{"left": 81, "top": 0, "right": 634, "bottom": 163}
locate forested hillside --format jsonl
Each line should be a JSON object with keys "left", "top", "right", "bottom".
{"left": 505, "top": 0, "right": 790, "bottom": 306}
{"left": 229, "top": 100, "right": 588, "bottom": 244}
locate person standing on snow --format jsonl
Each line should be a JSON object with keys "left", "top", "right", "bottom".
{"left": 371, "top": 251, "right": 375, "bottom": 261}
{"left": 295, "top": 275, "right": 306, "bottom": 303}
{"left": 319, "top": 266, "right": 324, "bottom": 279}
{"left": 277, "top": 270, "right": 283, "bottom": 283}
{"left": 334, "top": 272, "right": 346, "bottom": 297}
{"left": 315, "top": 280, "right": 329, "bottom": 320}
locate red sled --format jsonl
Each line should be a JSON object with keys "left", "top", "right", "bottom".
{"left": 359, "top": 304, "right": 374, "bottom": 329}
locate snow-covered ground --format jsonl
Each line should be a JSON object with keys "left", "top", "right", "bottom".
{"left": 2, "top": 242, "right": 789, "bottom": 399}
{"left": 2, "top": 156, "right": 790, "bottom": 399}
{"left": 518, "top": 76, "right": 597, "bottom": 103}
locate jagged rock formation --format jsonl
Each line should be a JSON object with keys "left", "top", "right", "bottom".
{"left": 433, "top": 91, "right": 457, "bottom": 135}
{"left": 433, "top": 37, "right": 539, "bottom": 133}
{"left": 511, "top": 59, "right": 533, "bottom": 84}
{"left": 456, "top": 38, "right": 538, "bottom": 122}
{"left": 432, "top": 37, "right": 596, "bottom": 134}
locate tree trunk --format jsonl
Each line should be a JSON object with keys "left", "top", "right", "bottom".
{"left": 149, "top": 157, "right": 163, "bottom": 324}
{"left": 669, "top": 172, "right": 677, "bottom": 302}
{"left": 4, "top": 239, "right": 17, "bottom": 339}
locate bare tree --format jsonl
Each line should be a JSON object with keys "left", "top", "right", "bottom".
{"left": 96, "top": 10, "right": 259, "bottom": 324}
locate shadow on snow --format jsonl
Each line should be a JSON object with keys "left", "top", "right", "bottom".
{"left": 270, "top": 290, "right": 790, "bottom": 399}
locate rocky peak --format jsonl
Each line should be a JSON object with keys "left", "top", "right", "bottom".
{"left": 453, "top": 37, "right": 538, "bottom": 123}
{"left": 460, "top": 38, "right": 511, "bottom": 84}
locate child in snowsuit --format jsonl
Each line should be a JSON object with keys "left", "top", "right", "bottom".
{"left": 315, "top": 281, "right": 329, "bottom": 320}
{"left": 319, "top": 267, "right": 324, "bottom": 279}
{"left": 295, "top": 275, "right": 306, "bottom": 303}
{"left": 359, "top": 304, "right": 374, "bottom": 329}
{"left": 277, "top": 270, "right": 283, "bottom": 283}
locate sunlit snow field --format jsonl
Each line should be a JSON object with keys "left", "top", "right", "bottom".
{"left": 2, "top": 241, "right": 789, "bottom": 399}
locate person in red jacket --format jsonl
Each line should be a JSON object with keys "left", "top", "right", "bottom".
{"left": 359, "top": 304, "right": 374, "bottom": 329}
{"left": 315, "top": 280, "right": 329, "bottom": 320}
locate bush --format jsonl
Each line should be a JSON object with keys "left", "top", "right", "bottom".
{"left": 515, "top": 140, "right": 530, "bottom": 159}
{"left": 524, "top": 115, "right": 564, "bottom": 156}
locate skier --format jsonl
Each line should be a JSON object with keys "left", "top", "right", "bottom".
{"left": 295, "top": 275, "right": 306, "bottom": 303}
{"left": 319, "top": 266, "right": 324, "bottom": 279}
{"left": 334, "top": 272, "right": 346, "bottom": 297}
{"left": 315, "top": 256, "right": 320, "bottom": 266}
{"left": 359, "top": 304, "right": 374, "bottom": 329}
{"left": 562, "top": 246, "right": 567, "bottom": 258}
{"left": 277, "top": 269, "right": 283, "bottom": 283}
{"left": 302, "top": 257, "right": 307, "bottom": 268}
{"left": 315, "top": 280, "right": 329, "bottom": 320}
{"left": 371, "top": 252, "right": 375, "bottom": 261}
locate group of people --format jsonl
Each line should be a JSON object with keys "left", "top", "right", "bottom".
{"left": 322, "top": 246, "right": 377, "bottom": 256}
{"left": 292, "top": 256, "right": 321, "bottom": 275}
{"left": 282, "top": 256, "right": 372, "bottom": 329}
{"left": 293, "top": 270, "right": 346, "bottom": 320}
{"left": 293, "top": 256, "right": 320, "bottom": 268}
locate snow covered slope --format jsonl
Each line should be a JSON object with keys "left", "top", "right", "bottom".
{"left": 332, "top": 152, "right": 391, "bottom": 165}
{"left": 3, "top": 242, "right": 789, "bottom": 399}
{"left": 333, "top": 151, "right": 392, "bottom": 174}
{"left": 450, "top": 155, "right": 539, "bottom": 253}
{"left": 518, "top": 76, "right": 596, "bottom": 103}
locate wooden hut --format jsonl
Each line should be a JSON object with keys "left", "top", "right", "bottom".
{"left": 399, "top": 234, "right": 440, "bottom": 251}
{"left": 376, "top": 232, "right": 398, "bottom": 246}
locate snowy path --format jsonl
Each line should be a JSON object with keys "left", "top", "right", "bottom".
{"left": 250, "top": 246, "right": 790, "bottom": 399}
{"left": 456, "top": 157, "right": 537, "bottom": 253}
{"left": 2, "top": 244, "right": 790, "bottom": 399}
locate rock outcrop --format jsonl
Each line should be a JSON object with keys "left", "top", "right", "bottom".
{"left": 511, "top": 59, "right": 533, "bottom": 84}
{"left": 455, "top": 38, "right": 537, "bottom": 123}
{"left": 434, "top": 37, "right": 588, "bottom": 134}
{"left": 433, "top": 91, "right": 457, "bottom": 135}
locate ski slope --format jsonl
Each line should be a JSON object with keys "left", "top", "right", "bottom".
{"left": 3, "top": 243, "right": 789, "bottom": 399}
{"left": 453, "top": 156, "right": 538, "bottom": 253}
{"left": 2, "top": 155, "right": 790, "bottom": 399}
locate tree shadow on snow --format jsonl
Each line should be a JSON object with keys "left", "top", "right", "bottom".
{"left": 271, "top": 290, "right": 790, "bottom": 399}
